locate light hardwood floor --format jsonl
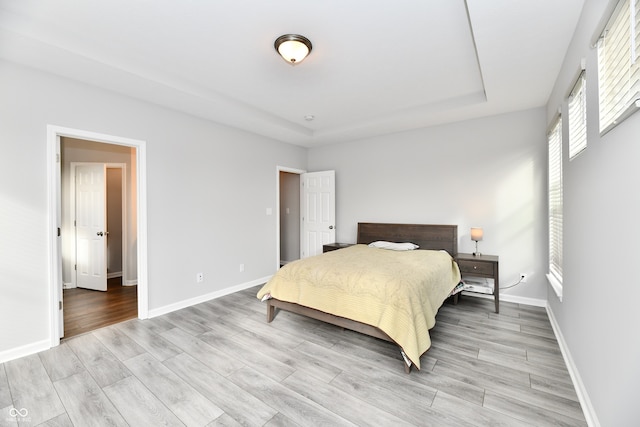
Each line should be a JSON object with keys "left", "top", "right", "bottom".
{"left": 0, "top": 286, "right": 587, "bottom": 426}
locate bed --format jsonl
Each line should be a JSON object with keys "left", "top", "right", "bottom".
{"left": 256, "top": 222, "right": 461, "bottom": 373}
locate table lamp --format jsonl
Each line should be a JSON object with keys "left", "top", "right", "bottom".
{"left": 471, "top": 227, "right": 483, "bottom": 256}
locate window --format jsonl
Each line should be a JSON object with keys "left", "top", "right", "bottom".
{"left": 597, "top": 0, "right": 640, "bottom": 134}
{"left": 547, "top": 115, "right": 563, "bottom": 298}
{"left": 568, "top": 71, "right": 587, "bottom": 159}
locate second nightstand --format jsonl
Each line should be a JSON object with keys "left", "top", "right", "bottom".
{"left": 322, "top": 243, "right": 355, "bottom": 253}
{"left": 455, "top": 253, "right": 500, "bottom": 313}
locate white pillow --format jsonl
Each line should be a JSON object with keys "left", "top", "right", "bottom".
{"left": 368, "top": 241, "right": 419, "bottom": 251}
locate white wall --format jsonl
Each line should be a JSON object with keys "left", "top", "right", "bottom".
{"left": 0, "top": 60, "right": 306, "bottom": 358}
{"left": 545, "top": 1, "right": 640, "bottom": 425}
{"left": 308, "top": 108, "right": 549, "bottom": 303}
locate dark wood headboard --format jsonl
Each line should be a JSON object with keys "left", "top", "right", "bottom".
{"left": 357, "top": 223, "right": 458, "bottom": 256}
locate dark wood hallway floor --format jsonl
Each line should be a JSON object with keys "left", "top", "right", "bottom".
{"left": 63, "top": 277, "right": 137, "bottom": 339}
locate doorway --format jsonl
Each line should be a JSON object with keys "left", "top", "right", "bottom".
{"left": 279, "top": 170, "right": 301, "bottom": 267}
{"left": 277, "top": 167, "right": 304, "bottom": 270}
{"left": 276, "top": 167, "right": 336, "bottom": 270}
{"left": 63, "top": 156, "right": 136, "bottom": 338}
{"left": 68, "top": 161, "right": 128, "bottom": 291}
{"left": 62, "top": 140, "right": 136, "bottom": 338}
{"left": 47, "top": 125, "right": 149, "bottom": 347}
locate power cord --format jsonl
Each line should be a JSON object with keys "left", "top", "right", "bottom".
{"left": 500, "top": 274, "right": 525, "bottom": 290}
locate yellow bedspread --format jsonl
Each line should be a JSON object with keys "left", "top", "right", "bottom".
{"left": 256, "top": 244, "right": 461, "bottom": 369}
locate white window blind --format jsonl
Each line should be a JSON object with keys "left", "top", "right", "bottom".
{"left": 597, "top": 0, "right": 640, "bottom": 134}
{"left": 548, "top": 116, "right": 563, "bottom": 284}
{"left": 568, "top": 71, "right": 587, "bottom": 159}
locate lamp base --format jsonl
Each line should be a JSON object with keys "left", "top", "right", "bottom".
{"left": 473, "top": 240, "right": 481, "bottom": 257}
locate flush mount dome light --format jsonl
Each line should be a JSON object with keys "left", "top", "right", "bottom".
{"left": 274, "top": 34, "right": 312, "bottom": 65}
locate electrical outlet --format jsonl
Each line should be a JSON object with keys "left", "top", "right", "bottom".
{"left": 196, "top": 272, "right": 204, "bottom": 283}
{"left": 239, "top": 264, "right": 245, "bottom": 272}
{"left": 520, "top": 273, "right": 527, "bottom": 283}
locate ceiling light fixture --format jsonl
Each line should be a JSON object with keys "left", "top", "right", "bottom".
{"left": 274, "top": 34, "right": 312, "bottom": 65}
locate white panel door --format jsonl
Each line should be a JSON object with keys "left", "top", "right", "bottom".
{"left": 76, "top": 164, "right": 107, "bottom": 291}
{"left": 301, "top": 170, "right": 335, "bottom": 258}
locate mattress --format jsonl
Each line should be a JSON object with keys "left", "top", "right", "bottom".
{"left": 257, "top": 244, "right": 461, "bottom": 369}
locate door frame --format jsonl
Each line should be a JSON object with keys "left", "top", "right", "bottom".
{"left": 47, "top": 125, "right": 149, "bottom": 347}
{"left": 276, "top": 166, "right": 305, "bottom": 271}
{"left": 69, "top": 162, "right": 128, "bottom": 289}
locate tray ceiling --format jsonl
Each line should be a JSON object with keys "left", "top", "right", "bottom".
{"left": 0, "top": 0, "right": 585, "bottom": 147}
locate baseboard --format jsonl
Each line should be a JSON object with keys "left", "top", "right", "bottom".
{"left": 147, "top": 275, "right": 272, "bottom": 318}
{"left": 0, "top": 277, "right": 269, "bottom": 364}
{"left": 107, "top": 271, "right": 123, "bottom": 279}
{"left": 499, "top": 293, "right": 546, "bottom": 307}
{"left": 461, "top": 291, "right": 547, "bottom": 307}
{"left": 0, "top": 339, "right": 50, "bottom": 364}
{"left": 546, "top": 305, "right": 600, "bottom": 427}
{"left": 62, "top": 282, "right": 74, "bottom": 289}
{"left": 124, "top": 279, "right": 137, "bottom": 286}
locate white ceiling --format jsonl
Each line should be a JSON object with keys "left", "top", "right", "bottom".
{"left": 0, "top": 0, "right": 585, "bottom": 147}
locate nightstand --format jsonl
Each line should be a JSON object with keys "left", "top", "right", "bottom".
{"left": 322, "top": 243, "right": 354, "bottom": 253}
{"left": 455, "top": 253, "right": 500, "bottom": 313}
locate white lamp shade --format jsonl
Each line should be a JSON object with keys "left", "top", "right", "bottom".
{"left": 470, "top": 227, "right": 483, "bottom": 242}
{"left": 278, "top": 40, "right": 310, "bottom": 63}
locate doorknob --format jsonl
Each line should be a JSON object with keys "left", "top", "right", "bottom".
{"left": 97, "top": 231, "right": 104, "bottom": 236}
{"left": 329, "top": 225, "right": 334, "bottom": 230}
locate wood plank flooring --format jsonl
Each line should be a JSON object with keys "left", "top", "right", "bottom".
{"left": 0, "top": 286, "right": 587, "bottom": 426}
{"left": 63, "top": 277, "right": 137, "bottom": 339}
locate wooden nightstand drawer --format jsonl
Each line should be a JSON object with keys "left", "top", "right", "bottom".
{"left": 457, "top": 259, "right": 494, "bottom": 275}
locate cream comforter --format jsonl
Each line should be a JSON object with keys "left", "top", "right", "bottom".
{"left": 256, "top": 244, "right": 461, "bottom": 369}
